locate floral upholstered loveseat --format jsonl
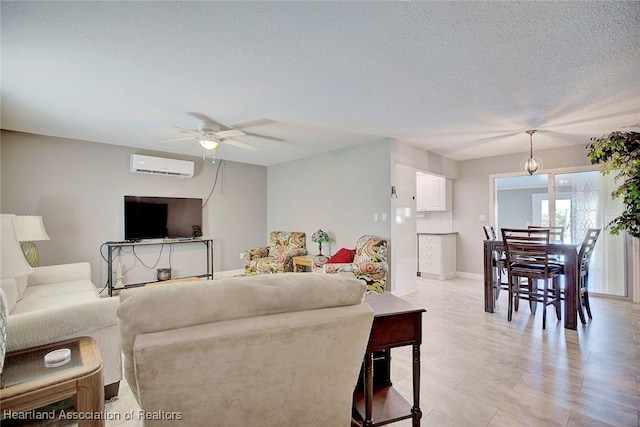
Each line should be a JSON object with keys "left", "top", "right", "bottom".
{"left": 323, "top": 235, "right": 388, "bottom": 293}
{"left": 243, "top": 231, "right": 308, "bottom": 275}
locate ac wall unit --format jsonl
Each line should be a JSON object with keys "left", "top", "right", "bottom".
{"left": 129, "top": 154, "right": 194, "bottom": 178}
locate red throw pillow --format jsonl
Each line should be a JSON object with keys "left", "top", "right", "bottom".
{"left": 327, "top": 248, "right": 356, "bottom": 264}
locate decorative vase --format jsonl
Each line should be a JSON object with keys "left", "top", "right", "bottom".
{"left": 157, "top": 268, "right": 172, "bottom": 281}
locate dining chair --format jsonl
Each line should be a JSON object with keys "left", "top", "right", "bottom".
{"left": 501, "top": 228, "right": 563, "bottom": 329}
{"left": 576, "top": 228, "right": 601, "bottom": 324}
{"left": 528, "top": 225, "right": 565, "bottom": 241}
{"left": 483, "top": 226, "right": 507, "bottom": 299}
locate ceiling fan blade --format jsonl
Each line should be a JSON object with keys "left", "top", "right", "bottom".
{"left": 172, "top": 125, "right": 201, "bottom": 135}
{"left": 187, "top": 112, "right": 218, "bottom": 123}
{"left": 242, "top": 131, "right": 284, "bottom": 142}
{"left": 232, "top": 119, "right": 276, "bottom": 129}
{"left": 222, "top": 139, "right": 258, "bottom": 151}
{"left": 156, "top": 137, "right": 196, "bottom": 143}
{"left": 216, "top": 129, "right": 245, "bottom": 138}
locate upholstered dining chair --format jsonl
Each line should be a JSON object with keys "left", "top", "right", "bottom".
{"left": 501, "top": 228, "right": 563, "bottom": 329}
{"left": 243, "top": 231, "right": 307, "bottom": 275}
{"left": 576, "top": 228, "right": 601, "bottom": 324}
{"left": 483, "top": 226, "right": 507, "bottom": 299}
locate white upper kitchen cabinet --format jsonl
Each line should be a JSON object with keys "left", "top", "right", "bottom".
{"left": 416, "top": 172, "right": 452, "bottom": 211}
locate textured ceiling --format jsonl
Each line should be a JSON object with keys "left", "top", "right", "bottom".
{"left": 2, "top": 1, "right": 639, "bottom": 166}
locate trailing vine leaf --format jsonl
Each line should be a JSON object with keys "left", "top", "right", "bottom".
{"left": 586, "top": 131, "right": 640, "bottom": 238}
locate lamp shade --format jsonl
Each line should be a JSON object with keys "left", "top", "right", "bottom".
{"left": 311, "top": 229, "right": 329, "bottom": 243}
{"left": 1, "top": 214, "right": 34, "bottom": 279}
{"left": 13, "top": 215, "right": 50, "bottom": 242}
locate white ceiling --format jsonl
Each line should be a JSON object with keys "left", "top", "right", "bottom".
{"left": 2, "top": 1, "right": 639, "bottom": 166}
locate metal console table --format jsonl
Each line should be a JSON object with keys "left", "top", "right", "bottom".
{"left": 105, "top": 238, "right": 214, "bottom": 296}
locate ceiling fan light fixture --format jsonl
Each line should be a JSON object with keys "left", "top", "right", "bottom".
{"left": 199, "top": 138, "right": 219, "bottom": 150}
{"left": 520, "top": 130, "right": 543, "bottom": 175}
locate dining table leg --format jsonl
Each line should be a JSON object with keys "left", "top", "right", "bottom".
{"left": 563, "top": 248, "right": 578, "bottom": 330}
{"left": 483, "top": 241, "right": 496, "bottom": 313}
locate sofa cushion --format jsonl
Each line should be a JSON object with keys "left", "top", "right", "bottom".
{"left": 0, "top": 278, "right": 18, "bottom": 314}
{"left": 11, "top": 291, "right": 99, "bottom": 315}
{"left": 21, "top": 280, "right": 98, "bottom": 300}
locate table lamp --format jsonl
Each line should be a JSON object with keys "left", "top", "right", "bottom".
{"left": 1, "top": 214, "right": 35, "bottom": 375}
{"left": 311, "top": 229, "right": 329, "bottom": 256}
{"left": 13, "top": 215, "right": 50, "bottom": 267}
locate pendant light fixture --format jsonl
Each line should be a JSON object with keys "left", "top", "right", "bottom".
{"left": 521, "top": 130, "right": 543, "bottom": 175}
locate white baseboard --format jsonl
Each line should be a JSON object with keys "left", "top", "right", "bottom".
{"left": 455, "top": 271, "right": 483, "bottom": 281}
{"left": 212, "top": 269, "right": 244, "bottom": 279}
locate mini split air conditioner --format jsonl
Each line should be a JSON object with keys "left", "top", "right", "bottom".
{"left": 129, "top": 154, "right": 194, "bottom": 178}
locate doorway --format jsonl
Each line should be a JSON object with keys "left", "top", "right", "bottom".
{"left": 494, "top": 169, "right": 627, "bottom": 298}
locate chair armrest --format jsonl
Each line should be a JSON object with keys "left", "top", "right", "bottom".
{"left": 352, "top": 261, "right": 389, "bottom": 275}
{"left": 323, "top": 263, "right": 355, "bottom": 274}
{"left": 352, "top": 262, "right": 388, "bottom": 294}
{"left": 286, "top": 248, "right": 308, "bottom": 259}
{"left": 27, "top": 262, "right": 92, "bottom": 286}
{"left": 6, "top": 297, "right": 120, "bottom": 352}
{"left": 242, "top": 247, "right": 269, "bottom": 264}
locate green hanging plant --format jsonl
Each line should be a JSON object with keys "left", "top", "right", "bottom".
{"left": 586, "top": 131, "right": 640, "bottom": 238}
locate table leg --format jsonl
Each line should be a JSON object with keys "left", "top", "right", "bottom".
{"left": 75, "top": 369, "right": 105, "bottom": 427}
{"left": 412, "top": 344, "right": 422, "bottom": 426}
{"left": 563, "top": 249, "right": 578, "bottom": 330}
{"left": 364, "top": 352, "right": 374, "bottom": 427}
{"left": 484, "top": 242, "right": 496, "bottom": 313}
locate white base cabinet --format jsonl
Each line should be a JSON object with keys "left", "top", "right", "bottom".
{"left": 417, "top": 233, "right": 457, "bottom": 280}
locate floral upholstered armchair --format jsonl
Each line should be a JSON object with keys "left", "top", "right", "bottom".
{"left": 323, "top": 235, "right": 388, "bottom": 293}
{"left": 243, "top": 231, "right": 307, "bottom": 275}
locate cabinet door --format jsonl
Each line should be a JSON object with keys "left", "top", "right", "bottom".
{"left": 417, "top": 175, "right": 451, "bottom": 211}
{"left": 424, "top": 176, "right": 445, "bottom": 211}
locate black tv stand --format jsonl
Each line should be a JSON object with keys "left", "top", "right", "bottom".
{"left": 104, "top": 238, "right": 214, "bottom": 296}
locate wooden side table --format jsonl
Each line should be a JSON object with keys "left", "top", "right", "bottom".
{"left": 353, "top": 293, "right": 426, "bottom": 427}
{"left": 1, "top": 337, "right": 105, "bottom": 427}
{"left": 293, "top": 255, "right": 313, "bottom": 272}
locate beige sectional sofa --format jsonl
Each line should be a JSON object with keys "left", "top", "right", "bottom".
{"left": 118, "top": 272, "right": 374, "bottom": 427}
{"left": 1, "top": 262, "right": 122, "bottom": 397}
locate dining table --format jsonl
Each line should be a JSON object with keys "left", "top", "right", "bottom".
{"left": 483, "top": 239, "right": 580, "bottom": 330}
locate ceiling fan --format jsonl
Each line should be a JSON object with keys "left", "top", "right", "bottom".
{"left": 157, "top": 118, "right": 259, "bottom": 152}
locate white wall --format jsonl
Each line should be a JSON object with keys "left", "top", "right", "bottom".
{"left": 391, "top": 141, "right": 459, "bottom": 179}
{"left": 268, "top": 139, "right": 392, "bottom": 257}
{"left": 0, "top": 131, "right": 267, "bottom": 286}
{"left": 453, "top": 144, "right": 594, "bottom": 276}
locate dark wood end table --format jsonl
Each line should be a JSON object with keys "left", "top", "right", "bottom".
{"left": 353, "top": 292, "right": 426, "bottom": 427}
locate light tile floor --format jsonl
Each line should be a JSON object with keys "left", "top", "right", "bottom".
{"left": 388, "top": 276, "right": 640, "bottom": 426}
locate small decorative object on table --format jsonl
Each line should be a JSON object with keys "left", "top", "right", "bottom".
{"left": 192, "top": 225, "right": 202, "bottom": 238}
{"left": 311, "top": 229, "right": 329, "bottom": 256}
{"left": 157, "top": 268, "right": 172, "bottom": 281}
{"left": 44, "top": 348, "right": 72, "bottom": 368}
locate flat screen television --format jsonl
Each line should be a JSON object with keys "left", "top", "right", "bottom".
{"left": 124, "top": 196, "right": 203, "bottom": 240}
